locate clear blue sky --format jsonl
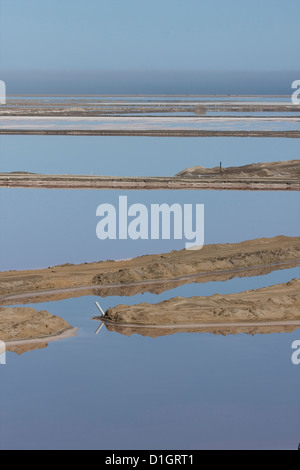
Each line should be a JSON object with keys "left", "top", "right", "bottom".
{"left": 0, "top": 0, "right": 299, "bottom": 93}
{"left": 0, "top": 0, "right": 299, "bottom": 71}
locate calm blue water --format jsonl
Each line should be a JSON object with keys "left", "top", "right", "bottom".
{"left": 0, "top": 264, "right": 299, "bottom": 450}
{"left": 0, "top": 135, "right": 299, "bottom": 176}
{"left": 0, "top": 128, "right": 299, "bottom": 449}
{"left": 2, "top": 327, "right": 299, "bottom": 450}
{"left": 0, "top": 189, "right": 299, "bottom": 271}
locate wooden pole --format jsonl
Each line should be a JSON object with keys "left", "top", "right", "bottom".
{"left": 95, "top": 301, "right": 105, "bottom": 316}
{"left": 95, "top": 322, "right": 104, "bottom": 335}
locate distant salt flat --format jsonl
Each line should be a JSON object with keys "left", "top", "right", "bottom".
{"left": 1, "top": 115, "right": 300, "bottom": 131}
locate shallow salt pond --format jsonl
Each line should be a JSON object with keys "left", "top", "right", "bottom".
{"left": 1, "top": 135, "right": 299, "bottom": 177}
{"left": 1, "top": 115, "right": 300, "bottom": 132}
{"left": 0, "top": 129, "right": 299, "bottom": 449}
{"left": 1, "top": 266, "right": 300, "bottom": 450}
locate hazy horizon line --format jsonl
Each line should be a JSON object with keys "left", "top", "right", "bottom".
{"left": 1, "top": 70, "right": 299, "bottom": 95}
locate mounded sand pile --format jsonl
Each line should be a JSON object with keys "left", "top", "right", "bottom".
{"left": 103, "top": 279, "right": 300, "bottom": 325}
{"left": 92, "top": 236, "right": 300, "bottom": 286}
{"left": 0, "top": 306, "right": 71, "bottom": 342}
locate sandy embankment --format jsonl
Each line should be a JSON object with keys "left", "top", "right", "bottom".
{"left": 0, "top": 306, "right": 76, "bottom": 354}
{"left": 1, "top": 160, "right": 299, "bottom": 191}
{"left": 1, "top": 172, "right": 299, "bottom": 190}
{"left": 1, "top": 130, "right": 300, "bottom": 138}
{"left": 91, "top": 236, "right": 300, "bottom": 287}
{"left": 0, "top": 236, "right": 299, "bottom": 305}
{"left": 102, "top": 279, "right": 300, "bottom": 327}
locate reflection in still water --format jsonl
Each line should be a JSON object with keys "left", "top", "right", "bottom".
{"left": 0, "top": 306, "right": 77, "bottom": 355}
